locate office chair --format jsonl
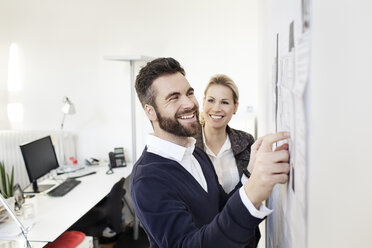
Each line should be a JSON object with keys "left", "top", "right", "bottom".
{"left": 70, "top": 177, "right": 126, "bottom": 237}
{"left": 122, "top": 173, "right": 140, "bottom": 240}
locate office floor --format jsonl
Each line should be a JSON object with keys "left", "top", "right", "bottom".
{"left": 100, "top": 242, "right": 115, "bottom": 248}
{"left": 99, "top": 227, "right": 149, "bottom": 248}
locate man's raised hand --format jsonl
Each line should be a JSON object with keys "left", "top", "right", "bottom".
{"left": 244, "top": 132, "right": 290, "bottom": 209}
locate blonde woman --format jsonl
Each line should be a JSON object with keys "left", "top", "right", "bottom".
{"left": 195, "top": 74, "right": 260, "bottom": 247}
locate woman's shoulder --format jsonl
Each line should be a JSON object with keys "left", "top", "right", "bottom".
{"left": 193, "top": 125, "right": 205, "bottom": 150}
{"left": 226, "top": 126, "right": 255, "bottom": 144}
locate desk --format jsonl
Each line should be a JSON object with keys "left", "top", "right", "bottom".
{"left": 0, "top": 164, "right": 132, "bottom": 243}
{"left": 0, "top": 240, "right": 47, "bottom": 248}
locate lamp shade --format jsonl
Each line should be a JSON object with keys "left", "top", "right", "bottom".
{"left": 61, "top": 97, "right": 76, "bottom": 115}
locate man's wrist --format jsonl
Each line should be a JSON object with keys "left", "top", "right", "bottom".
{"left": 243, "top": 181, "right": 261, "bottom": 210}
{"left": 239, "top": 187, "right": 273, "bottom": 219}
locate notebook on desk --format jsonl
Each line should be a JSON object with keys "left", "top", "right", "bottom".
{"left": 66, "top": 167, "right": 96, "bottom": 179}
{"left": 56, "top": 164, "right": 86, "bottom": 174}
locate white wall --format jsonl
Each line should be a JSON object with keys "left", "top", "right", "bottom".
{"left": 259, "top": 0, "right": 372, "bottom": 247}
{"left": 308, "top": 1, "right": 372, "bottom": 247}
{"left": 0, "top": 0, "right": 259, "bottom": 163}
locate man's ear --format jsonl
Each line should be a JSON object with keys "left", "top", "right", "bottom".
{"left": 144, "top": 104, "right": 157, "bottom": 121}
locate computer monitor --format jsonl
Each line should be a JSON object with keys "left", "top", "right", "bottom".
{"left": 20, "top": 136, "right": 59, "bottom": 193}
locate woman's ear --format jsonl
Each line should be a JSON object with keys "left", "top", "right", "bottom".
{"left": 144, "top": 104, "right": 157, "bottom": 121}
{"left": 233, "top": 102, "right": 239, "bottom": 114}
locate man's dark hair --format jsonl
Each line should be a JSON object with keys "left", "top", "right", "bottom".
{"left": 135, "top": 57, "right": 185, "bottom": 107}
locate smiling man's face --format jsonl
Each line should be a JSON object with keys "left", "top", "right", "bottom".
{"left": 151, "top": 72, "right": 200, "bottom": 137}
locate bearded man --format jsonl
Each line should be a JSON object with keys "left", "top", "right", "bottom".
{"left": 131, "top": 57, "right": 290, "bottom": 248}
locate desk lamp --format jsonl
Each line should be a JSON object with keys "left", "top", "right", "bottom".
{"left": 60, "top": 96, "right": 75, "bottom": 165}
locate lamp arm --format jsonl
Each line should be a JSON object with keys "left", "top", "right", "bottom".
{"left": 60, "top": 113, "right": 66, "bottom": 130}
{"left": 60, "top": 113, "right": 67, "bottom": 165}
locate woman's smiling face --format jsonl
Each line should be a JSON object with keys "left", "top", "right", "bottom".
{"left": 203, "top": 84, "right": 238, "bottom": 129}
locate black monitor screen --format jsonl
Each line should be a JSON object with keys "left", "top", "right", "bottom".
{"left": 20, "top": 136, "right": 59, "bottom": 183}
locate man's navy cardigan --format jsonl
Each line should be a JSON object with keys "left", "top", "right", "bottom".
{"left": 130, "top": 147, "right": 263, "bottom": 248}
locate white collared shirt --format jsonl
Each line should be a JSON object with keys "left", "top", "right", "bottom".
{"left": 146, "top": 133, "right": 272, "bottom": 219}
{"left": 203, "top": 133, "right": 239, "bottom": 193}
{"left": 147, "top": 134, "right": 207, "bottom": 192}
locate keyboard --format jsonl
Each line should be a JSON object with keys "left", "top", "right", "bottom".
{"left": 48, "top": 178, "right": 81, "bottom": 197}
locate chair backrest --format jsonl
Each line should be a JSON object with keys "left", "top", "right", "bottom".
{"left": 104, "top": 177, "right": 126, "bottom": 233}
{"left": 68, "top": 177, "right": 126, "bottom": 237}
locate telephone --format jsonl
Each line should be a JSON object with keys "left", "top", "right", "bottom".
{"left": 108, "top": 147, "right": 127, "bottom": 169}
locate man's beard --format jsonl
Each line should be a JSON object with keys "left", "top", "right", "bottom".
{"left": 155, "top": 106, "right": 200, "bottom": 137}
